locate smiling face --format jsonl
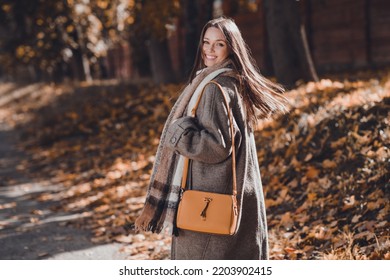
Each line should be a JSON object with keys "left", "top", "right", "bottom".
{"left": 202, "top": 27, "right": 229, "bottom": 67}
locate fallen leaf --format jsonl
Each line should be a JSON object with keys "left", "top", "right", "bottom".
{"left": 322, "top": 159, "right": 337, "bottom": 169}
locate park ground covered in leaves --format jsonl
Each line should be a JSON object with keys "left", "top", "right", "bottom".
{"left": 1, "top": 68, "right": 389, "bottom": 260}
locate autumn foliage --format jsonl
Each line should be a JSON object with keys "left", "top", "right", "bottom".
{"left": 258, "top": 74, "right": 390, "bottom": 259}
{"left": 1, "top": 69, "right": 389, "bottom": 260}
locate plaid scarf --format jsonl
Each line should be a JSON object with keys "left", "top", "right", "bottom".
{"left": 134, "top": 59, "right": 232, "bottom": 235}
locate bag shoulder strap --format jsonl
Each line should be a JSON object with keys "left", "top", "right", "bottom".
{"left": 180, "top": 81, "right": 237, "bottom": 197}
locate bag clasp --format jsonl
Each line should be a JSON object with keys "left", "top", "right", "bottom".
{"left": 200, "top": 197, "right": 213, "bottom": 220}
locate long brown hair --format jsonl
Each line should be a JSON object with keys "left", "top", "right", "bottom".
{"left": 189, "top": 17, "right": 290, "bottom": 127}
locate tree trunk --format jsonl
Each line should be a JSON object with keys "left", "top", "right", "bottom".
{"left": 75, "top": 25, "right": 92, "bottom": 82}
{"left": 147, "top": 37, "right": 176, "bottom": 84}
{"left": 181, "top": 0, "right": 199, "bottom": 79}
{"left": 264, "top": 0, "right": 318, "bottom": 87}
{"left": 180, "top": 0, "right": 214, "bottom": 79}
{"left": 300, "top": 23, "right": 319, "bottom": 83}
{"left": 70, "top": 47, "right": 87, "bottom": 81}
{"left": 128, "top": 29, "right": 151, "bottom": 79}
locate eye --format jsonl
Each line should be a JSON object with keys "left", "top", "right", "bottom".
{"left": 217, "top": 43, "right": 225, "bottom": 47}
{"left": 203, "top": 40, "right": 209, "bottom": 45}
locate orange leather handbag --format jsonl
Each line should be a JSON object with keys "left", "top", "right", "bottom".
{"left": 176, "top": 81, "right": 239, "bottom": 235}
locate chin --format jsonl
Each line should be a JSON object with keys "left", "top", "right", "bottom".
{"left": 204, "top": 60, "right": 218, "bottom": 67}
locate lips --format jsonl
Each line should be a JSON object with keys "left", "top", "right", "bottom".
{"left": 205, "top": 55, "right": 217, "bottom": 60}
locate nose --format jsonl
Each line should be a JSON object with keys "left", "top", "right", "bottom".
{"left": 205, "top": 43, "right": 215, "bottom": 52}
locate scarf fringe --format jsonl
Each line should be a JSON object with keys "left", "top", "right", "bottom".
{"left": 134, "top": 204, "right": 163, "bottom": 233}
{"left": 134, "top": 209, "right": 177, "bottom": 235}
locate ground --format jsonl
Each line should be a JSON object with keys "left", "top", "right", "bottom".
{"left": 0, "top": 72, "right": 389, "bottom": 259}
{"left": 0, "top": 120, "right": 126, "bottom": 259}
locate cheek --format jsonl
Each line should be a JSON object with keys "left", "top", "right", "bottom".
{"left": 220, "top": 48, "right": 229, "bottom": 59}
{"left": 201, "top": 49, "right": 206, "bottom": 60}
{"left": 202, "top": 45, "right": 208, "bottom": 56}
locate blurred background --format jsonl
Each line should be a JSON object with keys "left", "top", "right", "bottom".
{"left": 1, "top": 0, "right": 389, "bottom": 86}
{"left": 0, "top": 0, "right": 389, "bottom": 260}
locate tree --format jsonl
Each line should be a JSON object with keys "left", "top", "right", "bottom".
{"left": 128, "top": 0, "right": 180, "bottom": 84}
{"left": 0, "top": 0, "right": 74, "bottom": 81}
{"left": 180, "top": 0, "right": 214, "bottom": 79}
{"left": 0, "top": 0, "right": 204, "bottom": 84}
{"left": 0, "top": 0, "right": 134, "bottom": 82}
{"left": 264, "top": 0, "right": 318, "bottom": 87}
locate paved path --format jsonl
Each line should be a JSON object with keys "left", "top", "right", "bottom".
{"left": 0, "top": 115, "right": 127, "bottom": 260}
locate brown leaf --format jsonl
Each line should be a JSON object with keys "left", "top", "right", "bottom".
{"left": 330, "top": 136, "right": 346, "bottom": 149}
{"left": 305, "top": 166, "right": 320, "bottom": 179}
{"left": 280, "top": 212, "right": 294, "bottom": 230}
{"left": 307, "top": 192, "right": 317, "bottom": 201}
{"left": 322, "top": 159, "right": 337, "bottom": 169}
{"left": 114, "top": 235, "right": 133, "bottom": 243}
{"left": 343, "top": 195, "right": 356, "bottom": 209}
{"left": 351, "top": 215, "right": 361, "bottom": 223}
{"left": 304, "top": 153, "right": 313, "bottom": 162}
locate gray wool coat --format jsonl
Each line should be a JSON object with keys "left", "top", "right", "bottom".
{"left": 165, "top": 75, "right": 269, "bottom": 260}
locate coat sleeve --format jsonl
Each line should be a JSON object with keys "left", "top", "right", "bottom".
{"left": 165, "top": 82, "right": 241, "bottom": 164}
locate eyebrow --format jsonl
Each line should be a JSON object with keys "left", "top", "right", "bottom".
{"left": 203, "top": 37, "right": 226, "bottom": 43}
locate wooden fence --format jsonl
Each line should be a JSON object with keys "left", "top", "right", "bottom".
{"left": 228, "top": 0, "right": 390, "bottom": 74}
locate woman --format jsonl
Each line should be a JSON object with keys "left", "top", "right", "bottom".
{"left": 135, "top": 17, "right": 289, "bottom": 259}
